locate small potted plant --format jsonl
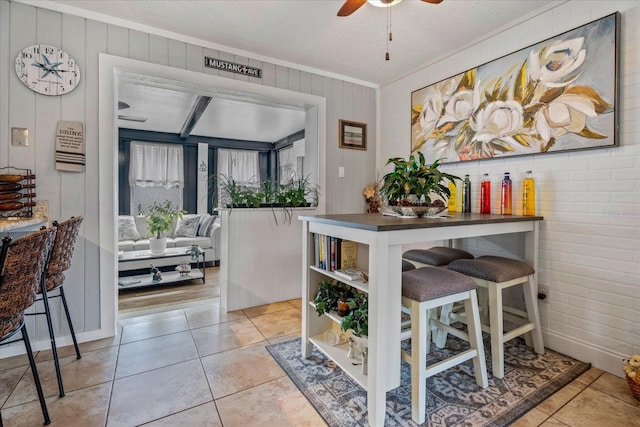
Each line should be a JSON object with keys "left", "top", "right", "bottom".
{"left": 146, "top": 200, "right": 184, "bottom": 254}
{"left": 379, "top": 152, "right": 460, "bottom": 217}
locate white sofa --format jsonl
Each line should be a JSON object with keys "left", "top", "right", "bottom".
{"left": 117, "top": 213, "right": 220, "bottom": 271}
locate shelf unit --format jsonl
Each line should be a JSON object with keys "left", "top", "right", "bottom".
{"left": 304, "top": 233, "right": 393, "bottom": 393}
{"left": 0, "top": 166, "right": 35, "bottom": 218}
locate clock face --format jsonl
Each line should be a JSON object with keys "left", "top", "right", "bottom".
{"left": 15, "top": 44, "right": 80, "bottom": 96}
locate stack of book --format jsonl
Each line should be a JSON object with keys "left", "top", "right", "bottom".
{"left": 313, "top": 234, "right": 358, "bottom": 271}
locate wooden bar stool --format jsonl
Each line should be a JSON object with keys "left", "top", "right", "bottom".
{"left": 28, "top": 216, "right": 84, "bottom": 397}
{"left": 401, "top": 267, "right": 488, "bottom": 424}
{"left": 447, "top": 255, "right": 544, "bottom": 379}
{"left": 0, "top": 228, "right": 56, "bottom": 426}
{"left": 403, "top": 246, "right": 474, "bottom": 268}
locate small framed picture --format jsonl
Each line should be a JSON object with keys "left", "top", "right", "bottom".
{"left": 339, "top": 120, "right": 367, "bottom": 150}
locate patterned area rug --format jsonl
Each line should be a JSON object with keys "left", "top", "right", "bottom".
{"left": 266, "top": 334, "right": 590, "bottom": 426}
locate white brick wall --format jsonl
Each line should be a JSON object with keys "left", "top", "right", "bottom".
{"left": 382, "top": 1, "right": 640, "bottom": 375}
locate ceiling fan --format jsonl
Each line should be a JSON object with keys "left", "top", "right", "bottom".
{"left": 337, "top": 0, "right": 442, "bottom": 17}
{"left": 117, "top": 101, "right": 148, "bottom": 123}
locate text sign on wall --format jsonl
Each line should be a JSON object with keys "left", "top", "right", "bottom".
{"left": 55, "top": 121, "right": 85, "bottom": 172}
{"left": 204, "top": 57, "right": 262, "bottom": 78}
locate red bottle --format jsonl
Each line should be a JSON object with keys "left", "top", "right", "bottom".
{"left": 480, "top": 174, "right": 491, "bottom": 214}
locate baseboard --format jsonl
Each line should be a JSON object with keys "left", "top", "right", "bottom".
{"left": 0, "top": 329, "right": 114, "bottom": 359}
{"left": 543, "top": 329, "right": 626, "bottom": 378}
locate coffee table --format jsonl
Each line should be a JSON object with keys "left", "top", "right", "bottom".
{"left": 118, "top": 247, "right": 205, "bottom": 290}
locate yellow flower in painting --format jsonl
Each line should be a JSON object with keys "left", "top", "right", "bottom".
{"left": 529, "top": 37, "right": 586, "bottom": 87}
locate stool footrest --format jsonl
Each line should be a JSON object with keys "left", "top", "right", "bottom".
{"left": 503, "top": 323, "right": 535, "bottom": 343}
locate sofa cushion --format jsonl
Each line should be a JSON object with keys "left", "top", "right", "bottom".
{"left": 175, "top": 214, "right": 200, "bottom": 238}
{"left": 133, "top": 238, "right": 178, "bottom": 251}
{"left": 173, "top": 236, "right": 212, "bottom": 249}
{"left": 134, "top": 216, "right": 150, "bottom": 238}
{"left": 197, "top": 214, "right": 216, "bottom": 237}
{"left": 118, "top": 216, "right": 141, "bottom": 241}
{"left": 117, "top": 240, "right": 135, "bottom": 251}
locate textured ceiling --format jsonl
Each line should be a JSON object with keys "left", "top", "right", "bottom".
{"left": 44, "top": 0, "right": 562, "bottom": 87}
{"left": 37, "top": 0, "right": 562, "bottom": 142}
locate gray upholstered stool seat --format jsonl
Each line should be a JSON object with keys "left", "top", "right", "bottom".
{"left": 403, "top": 246, "right": 474, "bottom": 267}
{"left": 402, "top": 267, "right": 476, "bottom": 302}
{"left": 447, "top": 255, "right": 534, "bottom": 282}
{"left": 446, "top": 255, "right": 544, "bottom": 379}
{"left": 402, "top": 259, "right": 416, "bottom": 272}
{"left": 400, "top": 267, "right": 487, "bottom": 424}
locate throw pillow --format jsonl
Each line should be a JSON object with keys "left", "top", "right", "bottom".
{"left": 197, "top": 214, "right": 215, "bottom": 237}
{"left": 174, "top": 214, "right": 200, "bottom": 238}
{"left": 118, "top": 216, "right": 141, "bottom": 241}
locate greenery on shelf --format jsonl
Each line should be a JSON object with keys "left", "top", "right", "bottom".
{"left": 313, "top": 280, "right": 354, "bottom": 316}
{"left": 146, "top": 200, "right": 185, "bottom": 239}
{"left": 340, "top": 292, "right": 368, "bottom": 337}
{"left": 214, "top": 173, "right": 319, "bottom": 224}
{"left": 380, "top": 152, "right": 460, "bottom": 206}
{"left": 313, "top": 279, "right": 368, "bottom": 337}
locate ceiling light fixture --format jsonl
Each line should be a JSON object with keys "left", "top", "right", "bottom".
{"left": 367, "top": 0, "right": 402, "bottom": 7}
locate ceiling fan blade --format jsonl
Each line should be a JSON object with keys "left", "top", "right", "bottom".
{"left": 337, "top": 0, "right": 367, "bottom": 16}
{"left": 118, "top": 115, "right": 147, "bottom": 122}
{"left": 421, "top": 0, "right": 443, "bottom": 4}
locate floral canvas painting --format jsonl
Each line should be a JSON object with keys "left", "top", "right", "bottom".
{"left": 411, "top": 13, "right": 619, "bottom": 163}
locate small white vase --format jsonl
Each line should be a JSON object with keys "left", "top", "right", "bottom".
{"left": 149, "top": 237, "right": 167, "bottom": 254}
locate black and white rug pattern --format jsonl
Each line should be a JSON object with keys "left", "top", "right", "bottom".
{"left": 266, "top": 335, "right": 590, "bottom": 427}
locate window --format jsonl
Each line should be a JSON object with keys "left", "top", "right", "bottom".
{"left": 129, "top": 141, "right": 184, "bottom": 214}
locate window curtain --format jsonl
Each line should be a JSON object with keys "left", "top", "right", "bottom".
{"left": 217, "top": 149, "right": 259, "bottom": 184}
{"left": 129, "top": 141, "right": 184, "bottom": 214}
{"left": 129, "top": 141, "right": 184, "bottom": 189}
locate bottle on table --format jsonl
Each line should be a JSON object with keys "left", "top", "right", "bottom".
{"left": 0, "top": 201, "right": 36, "bottom": 211}
{"left": 447, "top": 180, "right": 457, "bottom": 213}
{"left": 0, "top": 174, "right": 35, "bottom": 183}
{"left": 501, "top": 172, "right": 512, "bottom": 215}
{"left": 0, "top": 182, "right": 36, "bottom": 192}
{"left": 523, "top": 170, "right": 536, "bottom": 216}
{"left": 0, "top": 192, "right": 36, "bottom": 201}
{"left": 462, "top": 175, "right": 471, "bottom": 213}
{"left": 480, "top": 173, "right": 491, "bottom": 214}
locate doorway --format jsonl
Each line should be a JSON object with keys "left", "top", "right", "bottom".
{"left": 98, "top": 54, "right": 327, "bottom": 334}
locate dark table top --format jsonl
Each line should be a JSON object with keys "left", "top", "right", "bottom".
{"left": 299, "top": 212, "right": 544, "bottom": 232}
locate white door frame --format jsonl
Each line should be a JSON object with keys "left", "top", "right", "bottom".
{"left": 98, "top": 54, "right": 326, "bottom": 336}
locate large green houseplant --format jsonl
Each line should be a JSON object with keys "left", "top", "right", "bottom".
{"left": 146, "top": 200, "right": 184, "bottom": 254}
{"left": 379, "top": 152, "right": 460, "bottom": 214}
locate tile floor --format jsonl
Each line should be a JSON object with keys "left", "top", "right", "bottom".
{"left": 1, "top": 297, "right": 639, "bottom": 426}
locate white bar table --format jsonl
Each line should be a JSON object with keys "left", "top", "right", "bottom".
{"left": 299, "top": 212, "right": 543, "bottom": 427}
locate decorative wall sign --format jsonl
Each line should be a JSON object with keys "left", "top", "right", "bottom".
{"left": 55, "top": 121, "right": 85, "bottom": 172}
{"left": 411, "top": 12, "right": 619, "bottom": 163}
{"left": 339, "top": 120, "right": 367, "bottom": 150}
{"left": 204, "top": 57, "right": 262, "bottom": 78}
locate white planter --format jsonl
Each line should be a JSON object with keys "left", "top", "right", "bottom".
{"left": 149, "top": 237, "right": 167, "bottom": 254}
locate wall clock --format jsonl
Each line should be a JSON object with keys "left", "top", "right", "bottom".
{"left": 14, "top": 44, "right": 80, "bottom": 96}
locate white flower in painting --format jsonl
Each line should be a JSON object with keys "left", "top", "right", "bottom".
{"left": 437, "top": 88, "right": 479, "bottom": 126}
{"left": 434, "top": 75, "right": 463, "bottom": 101}
{"left": 472, "top": 100, "right": 524, "bottom": 143}
{"left": 419, "top": 89, "right": 444, "bottom": 138}
{"left": 529, "top": 37, "right": 586, "bottom": 87}
{"left": 432, "top": 137, "right": 459, "bottom": 161}
{"left": 535, "top": 94, "right": 597, "bottom": 142}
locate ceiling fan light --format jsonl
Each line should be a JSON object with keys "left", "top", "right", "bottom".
{"left": 367, "top": 0, "right": 402, "bottom": 7}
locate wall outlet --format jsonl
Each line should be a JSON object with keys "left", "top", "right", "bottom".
{"left": 538, "top": 285, "right": 549, "bottom": 303}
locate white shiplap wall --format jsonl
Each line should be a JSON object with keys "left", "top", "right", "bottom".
{"left": 0, "top": 0, "right": 376, "bottom": 350}
{"left": 380, "top": 1, "right": 640, "bottom": 376}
